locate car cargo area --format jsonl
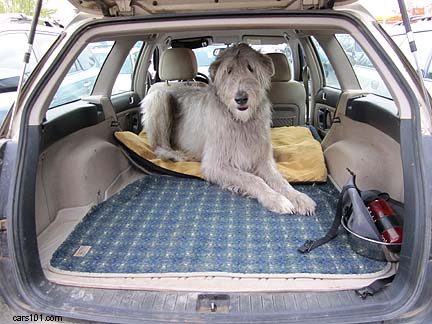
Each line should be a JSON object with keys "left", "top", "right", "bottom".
{"left": 28, "top": 19, "right": 410, "bottom": 293}
{"left": 35, "top": 118, "right": 400, "bottom": 292}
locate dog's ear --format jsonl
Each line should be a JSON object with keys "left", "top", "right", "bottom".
{"left": 209, "top": 57, "right": 221, "bottom": 82}
{"left": 261, "top": 54, "right": 275, "bottom": 78}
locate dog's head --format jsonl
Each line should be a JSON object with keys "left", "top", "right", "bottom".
{"left": 209, "top": 43, "right": 274, "bottom": 122}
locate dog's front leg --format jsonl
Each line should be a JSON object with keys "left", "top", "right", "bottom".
{"left": 256, "top": 161, "right": 316, "bottom": 215}
{"left": 203, "top": 166, "right": 296, "bottom": 215}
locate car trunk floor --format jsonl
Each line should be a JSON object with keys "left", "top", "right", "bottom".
{"left": 48, "top": 175, "right": 392, "bottom": 279}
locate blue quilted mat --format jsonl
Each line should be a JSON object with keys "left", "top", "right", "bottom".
{"left": 50, "top": 175, "right": 387, "bottom": 274}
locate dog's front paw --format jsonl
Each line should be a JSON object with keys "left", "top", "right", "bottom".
{"left": 154, "top": 147, "right": 189, "bottom": 162}
{"left": 290, "top": 191, "right": 316, "bottom": 216}
{"left": 261, "top": 192, "right": 296, "bottom": 215}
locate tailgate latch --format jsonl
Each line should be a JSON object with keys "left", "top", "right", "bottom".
{"left": 196, "top": 294, "right": 230, "bottom": 313}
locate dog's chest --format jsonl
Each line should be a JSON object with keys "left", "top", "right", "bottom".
{"left": 217, "top": 123, "right": 270, "bottom": 171}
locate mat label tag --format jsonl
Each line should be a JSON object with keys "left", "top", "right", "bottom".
{"left": 73, "top": 245, "right": 92, "bottom": 257}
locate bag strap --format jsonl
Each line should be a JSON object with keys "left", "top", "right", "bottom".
{"left": 298, "top": 183, "right": 356, "bottom": 254}
{"left": 355, "top": 275, "right": 396, "bottom": 299}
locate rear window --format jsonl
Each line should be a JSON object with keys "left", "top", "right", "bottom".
{"left": 193, "top": 44, "right": 225, "bottom": 76}
{"left": 193, "top": 43, "right": 293, "bottom": 77}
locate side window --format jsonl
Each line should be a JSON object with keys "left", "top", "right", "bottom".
{"left": 77, "top": 49, "right": 98, "bottom": 71}
{"left": 425, "top": 60, "right": 432, "bottom": 96}
{"left": 311, "top": 37, "right": 340, "bottom": 89}
{"left": 426, "top": 59, "right": 432, "bottom": 80}
{"left": 49, "top": 41, "right": 113, "bottom": 109}
{"left": 148, "top": 52, "right": 157, "bottom": 80}
{"left": 336, "top": 34, "right": 391, "bottom": 98}
{"left": 145, "top": 47, "right": 159, "bottom": 92}
{"left": 67, "top": 62, "right": 79, "bottom": 74}
{"left": 112, "top": 41, "right": 144, "bottom": 95}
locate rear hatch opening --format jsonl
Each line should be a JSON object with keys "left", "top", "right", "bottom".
{"left": 5, "top": 7, "right": 430, "bottom": 324}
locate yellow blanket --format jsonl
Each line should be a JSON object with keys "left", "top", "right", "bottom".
{"left": 114, "top": 126, "right": 327, "bottom": 182}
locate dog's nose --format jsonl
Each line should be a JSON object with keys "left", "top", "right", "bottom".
{"left": 234, "top": 92, "right": 248, "bottom": 105}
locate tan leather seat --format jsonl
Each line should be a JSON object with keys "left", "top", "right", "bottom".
{"left": 159, "top": 47, "right": 198, "bottom": 81}
{"left": 267, "top": 53, "right": 306, "bottom": 126}
{"left": 159, "top": 48, "right": 208, "bottom": 85}
{"left": 147, "top": 47, "right": 206, "bottom": 95}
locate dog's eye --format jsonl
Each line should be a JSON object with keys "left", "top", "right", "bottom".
{"left": 227, "top": 68, "right": 232, "bottom": 74}
{"left": 247, "top": 64, "right": 254, "bottom": 73}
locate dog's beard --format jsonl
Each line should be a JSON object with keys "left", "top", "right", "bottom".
{"left": 227, "top": 103, "right": 256, "bottom": 123}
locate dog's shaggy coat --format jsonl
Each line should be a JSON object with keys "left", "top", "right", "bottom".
{"left": 142, "top": 44, "right": 316, "bottom": 215}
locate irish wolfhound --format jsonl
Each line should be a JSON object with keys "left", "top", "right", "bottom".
{"left": 141, "top": 43, "right": 316, "bottom": 215}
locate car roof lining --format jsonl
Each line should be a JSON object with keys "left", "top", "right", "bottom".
{"left": 89, "top": 28, "right": 346, "bottom": 51}
{"left": 82, "top": 19, "right": 347, "bottom": 44}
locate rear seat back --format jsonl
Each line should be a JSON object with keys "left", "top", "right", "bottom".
{"left": 267, "top": 53, "right": 306, "bottom": 126}
{"left": 159, "top": 47, "right": 198, "bottom": 82}
{"left": 149, "top": 47, "right": 206, "bottom": 92}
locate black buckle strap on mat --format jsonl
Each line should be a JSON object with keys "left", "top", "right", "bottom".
{"left": 298, "top": 183, "right": 357, "bottom": 254}
{"left": 355, "top": 275, "right": 396, "bottom": 299}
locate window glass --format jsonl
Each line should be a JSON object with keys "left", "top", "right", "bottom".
{"left": 192, "top": 43, "right": 294, "bottom": 78}
{"left": 0, "top": 32, "right": 37, "bottom": 80}
{"left": 68, "top": 62, "right": 78, "bottom": 74}
{"left": 77, "top": 49, "right": 98, "bottom": 71}
{"left": 0, "top": 31, "right": 57, "bottom": 125}
{"left": 90, "top": 41, "right": 115, "bottom": 66}
{"left": 311, "top": 37, "right": 340, "bottom": 89}
{"left": 33, "top": 32, "right": 58, "bottom": 58}
{"left": 252, "top": 43, "right": 294, "bottom": 74}
{"left": 193, "top": 44, "right": 224, "bottom": 77}
{"left": 145, "top": 48, "right": 158, "bottom": 92}
{"left": 425, "top": 60, "right": 432, "bottom": 95}
{"left": 49, "top": 41, "right": 113, "bottom": 108}
{"left": 336, "top": 34, "right": 391, "bottom": 98}
{"left": 149, "top": 52, "right": 157, "bottom": 77}
{"left": 392, "top": 31, "right": 432, "bottom": 77}
{"left": 112, "top": 41, "right": 144, "bottom": 95}
{"left": 426, "top": 60, "right": 432, "bottom": 80}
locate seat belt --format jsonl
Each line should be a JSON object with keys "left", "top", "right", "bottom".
{"left": 302, "top": 66, "right": 310, "bottom": 125}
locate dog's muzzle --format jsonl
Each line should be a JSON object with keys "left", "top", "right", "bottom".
{"left": 235, "top": 91, "right": 249, "bottom": 111}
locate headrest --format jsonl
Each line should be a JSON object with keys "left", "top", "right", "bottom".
{"left": 159, "top": 48, "right": 198, "bottom": 81}
{"left": 267, "top": 53, "right": 292, "bottom": 82}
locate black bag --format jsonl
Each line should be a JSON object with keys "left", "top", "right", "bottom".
{"left": 298, "top": 169, "right": 402, "bottom": 262}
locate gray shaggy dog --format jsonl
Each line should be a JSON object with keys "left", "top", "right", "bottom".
{"left": 142, "top": 43, "right": 316, "bottom": 215}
